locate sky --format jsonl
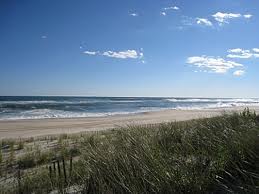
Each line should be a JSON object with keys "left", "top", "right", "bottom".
{"left": 0, "top": 0, "right": 259, "bottom": 97}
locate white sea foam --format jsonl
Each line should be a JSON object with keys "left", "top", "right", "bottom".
{"left": 1, "top": 98, "right": 259, "bottom": 120}
{"left": 0, "top": 109, "right": 145, "bottom": 120}
{"left": 165, "top": 98, "right": 259, "bottom": 103}
{"left": 174, "top": 102, "right": 259, "bottom": 110}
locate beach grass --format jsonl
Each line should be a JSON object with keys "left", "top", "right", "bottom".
{"left": 0, "top": 109, "right": 259, "bottom": 193}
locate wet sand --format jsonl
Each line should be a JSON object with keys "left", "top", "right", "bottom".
{"left": 0, "top": 107, "right": 258, "bottom": 139}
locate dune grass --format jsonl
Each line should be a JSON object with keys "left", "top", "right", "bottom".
{"left": 76, "top": 109, "right": 259, "bottom": 193}
{"left": 0, "top": 109, "right": 259, "bottom": 193}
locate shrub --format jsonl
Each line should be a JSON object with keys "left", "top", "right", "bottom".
{"left": 6, "top": 144, "right": 15, "bottom": 167}
{"left": 18, "top": 153, "right": 36, "bottom": 169}
{"left": 17, "top": 139, "right": 24, "bottom": 150}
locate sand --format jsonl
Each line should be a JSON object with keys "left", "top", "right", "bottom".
{"left": 0, "top": 106, "right": 258, "bottom": 139}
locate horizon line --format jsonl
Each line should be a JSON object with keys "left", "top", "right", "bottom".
{"left": 0, "top": 95, "right": 258, "bottom": 99}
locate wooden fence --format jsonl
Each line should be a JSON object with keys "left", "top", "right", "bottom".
{"left": 0, "top": 155, "right": 75, "bottom": 194}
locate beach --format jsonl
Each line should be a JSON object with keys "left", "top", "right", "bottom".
{"left": 1, "top": 106, "right": 258, "bottom": 139}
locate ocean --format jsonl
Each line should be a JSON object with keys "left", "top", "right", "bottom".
{"left": 0, "top": 96, "right": 259, "bottom": 120}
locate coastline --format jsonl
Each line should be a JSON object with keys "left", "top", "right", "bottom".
{"left": 1, "top": 106, "right": 259, "bottom": 139}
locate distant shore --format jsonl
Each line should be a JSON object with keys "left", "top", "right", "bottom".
{"left": 0, "top": 106, "right": 259, "bottom": 139}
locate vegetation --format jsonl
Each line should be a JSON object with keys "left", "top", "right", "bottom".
{"left": 17, "top": 139, "right": 24, "bottom": 150}
{"left": 0, "top": 109, "right": 259, "bottom": 193}
{"left": 0, "top": 149, "right": 2, "bottom": 164}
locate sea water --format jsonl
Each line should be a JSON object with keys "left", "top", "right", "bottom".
{"left": 0, "top": 96, "right": 259, "bottom": 120}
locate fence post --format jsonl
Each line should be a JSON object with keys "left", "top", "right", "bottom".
{"left": 53, "top": 161, "right": 56, "bottom": 177}
{"left": 62, "top": 158, "right": 67, "bottom": 185}
{"left": 57, "top": 160, "right": 61, "bottom": 178}
{"left": 57, "top": 160, "right": 62, "bottom": 190}
{"left": 69, "top": 156, "right": 73, "bottom": 178}
{"left": 48, "top": 165, "right": 54, "bottom": 190}
{"left": 18, "top": 164, "right": 22, "bottom": 194}
{"left": 49, "top": 165, "right": 52, "bottom": 179}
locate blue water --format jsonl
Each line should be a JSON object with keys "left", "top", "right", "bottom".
{"left": 0, "top": 96, "right": 259, "bottom": 120}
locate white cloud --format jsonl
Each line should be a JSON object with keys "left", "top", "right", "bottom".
{"left": 187, "top": 56, "right": 243, "bottom": 74}
{"left": 84, "top": 49, "right": 144, "bottom": 60}
{"left": 180, "top": 16, "right": 213, "bottom": 29}
{"left": 253, "top": 48, "right": 259, "bottom": 53}
{"left": 84, "top": 51, "right": 98, "bottom": 55}
{"left": 227, "top": 48, "right": 259, "bottom": 59}
{"left": 212, "top": 12, "right": 242, "bottom": 24}
{"left": 161, "top": 12, "right": 166, "bottom": 16}
{"left": 102, "top": 50, "right": 142, "bottom": 59}
{"left": 244, "top": 14, "right": 253, "bottom": 19}
{"left": 41, "top": 35, "right": 47, "bottom": 39}
{"left": 228, "top": 48, "right": 243, "bottom": 53}
{"left": 233, "top": 70, "right": 245, "bottom": 76}
{"left": 129, "top": 13, "right": 138, "bottom": 17}
{"left": 212, "top": 12, "right": 252, "bottom": 25}
{"left": 163, "top": 6, "right": 179, "bottom": 11}
{"left": 181, "top": 16, "right": 195, "bottom": 26}
{"left": 196, "top": 18, "right": 213, "bottom": 26}
{"left": 227, "top": 48, "right": 253, "bottom": 59}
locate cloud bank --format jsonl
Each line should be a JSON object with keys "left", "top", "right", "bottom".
{"left": 129, "top": 13, "right": 138, "bottom": 17}
{"left": 161, "top": 12, "right": 166, "bottom": 16}
{"left": 84, "top": 49, "right": 144, "bottom": 60}
{"left": 187, "top": 47, "right": 259, "bottom": 76}
{"left": 227, "top": 48, "right": 259, "bottom": 59}
{"left": 163, "top": 6, "right": 179, "bottom": 11}
{"left": 187, "top": 56, "right": 243, "bottom": 74}
{"left": 196, "top": 18, "right": 213, "bottom": 26}
{"left": 233, "top": 70, "right": 245, "bottom": 77}
{"left": 212, "top": 12, "right": 252, "bottom": 24}
{"left": 102, "top": 50, "right": 142, "bottom": 59}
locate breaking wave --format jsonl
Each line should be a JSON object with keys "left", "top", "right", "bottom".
{"left": 0, "top": 97, "right": 258, "bottom": 120}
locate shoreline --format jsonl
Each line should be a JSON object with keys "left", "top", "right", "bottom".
{"left": 1, "top": 106, "right": 259, "bottom": 139}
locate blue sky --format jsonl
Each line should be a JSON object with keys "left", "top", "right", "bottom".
{"left": 0, "top": 0, "right": 259, "bottom": 97}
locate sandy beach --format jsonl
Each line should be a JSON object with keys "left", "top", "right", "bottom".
{"left": 0, "top": 106, "right": 258, "bottom": 139}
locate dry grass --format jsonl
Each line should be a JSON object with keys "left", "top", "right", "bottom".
{"left": 0, "top": 109, "right": 259, "bottom": 193}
